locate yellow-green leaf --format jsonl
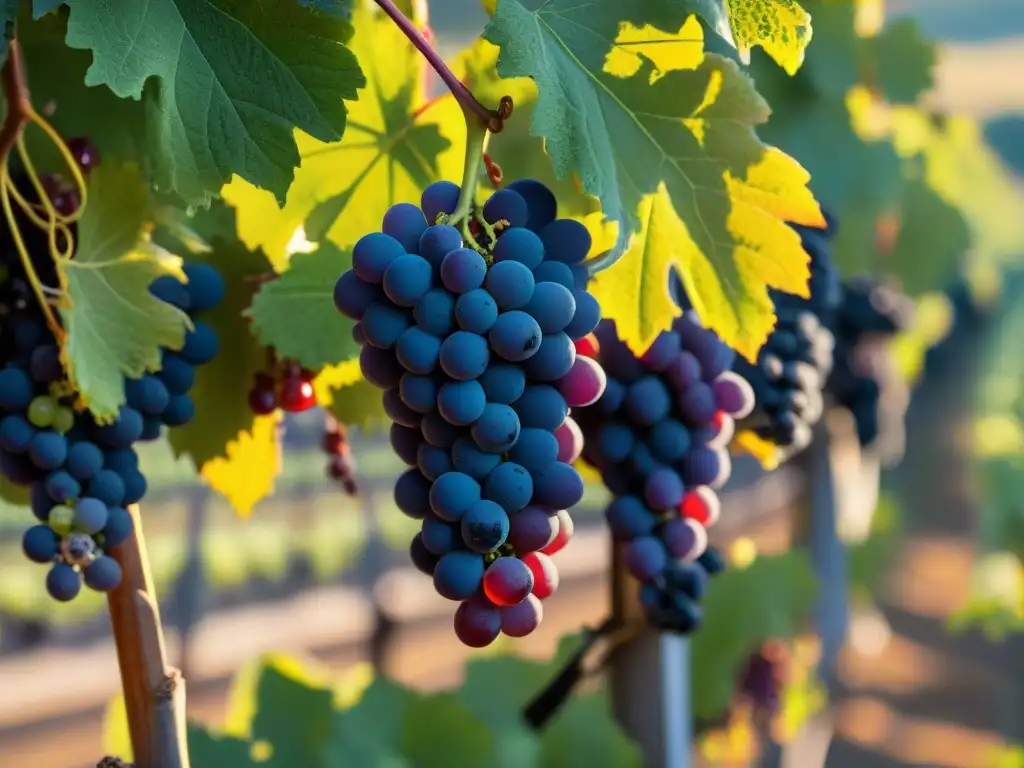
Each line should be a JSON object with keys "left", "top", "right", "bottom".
{"left": 483, "top": 7, "right": 821, "bottom": 360}
{"left": 201, "top": 413, "right": 283, "bottom": 517}
{"left": 59, "top": 161, "right": 191, "bottom": 421}
{"left": 222, "top": 0, "right": 463, "bottom": 266}
{"left": 166, "top": 235, "right": 276, "bottom": 514}
{"left": 725, "top": 0, "right": 813, "bottom": 75}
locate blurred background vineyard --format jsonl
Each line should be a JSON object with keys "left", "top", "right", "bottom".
{"left": 2, "top": 0, "right": 1024, "bottom": 766}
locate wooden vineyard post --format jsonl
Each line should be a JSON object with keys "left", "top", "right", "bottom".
{"left": 107, "top": 505, "right": 190, "bottom": 768}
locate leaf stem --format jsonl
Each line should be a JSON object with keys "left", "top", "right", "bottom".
{"left": 371, "top": 0, "right": 510, "bottom": 133}
{"left": 0, "top": 38, "right": 30, "bottom": 164}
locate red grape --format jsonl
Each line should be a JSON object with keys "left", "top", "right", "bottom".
{"left": 680, "top": 486, "right": 720, "bottom": 527}
{"left": 453, "top": 593, "right": 501, "bottom": 647}
{"left": 482, "top": 556, "right": 534, "bottom": 606}
{"left": 574, "top": 334, "right": 599, "bottom": 358}
{"left": 522, "top": 551, "right": 559, "bottom": 599}
{"left": 539, "top": 509, "right": 573, "bottom": 555}
{"left": 556, "top": 355, "right": 606, "bottom": 408}
{"left": 279, "top": 376, "right": 316, "bottom": 412}
{"left": 553, "top": 417, "right": 583, "bottom": 463}
{"left": 501, "top": 593, "right": 543, "bottom": 637}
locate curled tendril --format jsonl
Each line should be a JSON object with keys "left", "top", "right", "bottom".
{"left": 0, "top": 104, "right": 89, "bottom": 341}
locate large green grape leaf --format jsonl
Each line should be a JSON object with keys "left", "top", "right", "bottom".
{"left": 165, "top": 232, "right": 280, "bottom": 516}
{"left": 59, "top": 0, "right": 364, "bottom": 206}
{"left": 247, "top": 244, "right": 360, "bottom": 370}
{"left": 188, "top": 728, "right": 263, "bottom": 768}
{"left": 251, "top": 661, "right": 336, "bottom": 766}
{"left": 887, "top": 174, "right": 970, "bottom": 297}
{"left": 58, "top": 161, "right": 191, "bottom": 421}
{"left": 483, "top": 4, "right": 822, "bottom": 360}
{"left": 861, "top": 17, "right": 935, "bottom": 105}
{"left": 222, "top": 0, "right": 463, "bottom": 266}
{"left": 691, "top": 550, "right": 816, "bottom": 718}
{"left": 328, "top": 678, "right": 412, "bottom": 767}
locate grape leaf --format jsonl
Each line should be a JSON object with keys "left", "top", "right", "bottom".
{"left": 299, "top": 0, "right": 352, "bottom": 20}
{"left": 691, "top": 550, "right": 816, "bottom": 718}
{"left": 58, "top": 161, "right": 191, "bottom": 421}
{"left": 200, "top": 413, "right": 283, "bottom": 517}
{"left": 1, "top": 1, "right": 18, "bottom": 65}
{"left": 222, "top": 0, "right": 463, "bottom": 266}
{"left": 401, "top": 694, "right": 496, "bottom": 768}
{"left": 165, "top": 236, "right": 279, "bottom": 515}
{"left": 247, "top": 244, "right": 360, "bottom": 370}
{"left": 541, "top": 693, "right": 642, "bottom": 768}
{"left": 60, "top": 0, "right": 365, "bottom": 206}
{"left": 861, "top": 17, "right": 935, "bottom": 105}
{"left": 32, "top": 0, "right": 64, "bottom": 18}
{"left": 483, "top": 6, "right": 821, "bottom": 360}
{"left": 188, "top": 728, "right": 262, "bottom": 768}
{"left": 17, "top": 11, "right": 146, "bottom": 173}
{"left": 329, "top": 678, "right": 412, "bottom": 766}
{"left": 251, "top": 660, "right": 335, "bottom": 766}
{"left": 327, "top": 372, "right": 389, "bottom": 433}
{"left": 723, "top": 0, "right": 812, "bottom": 74}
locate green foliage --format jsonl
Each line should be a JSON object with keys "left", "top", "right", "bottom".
{"left": 248, "top": 244, "right": 360, "bottom": 371}
{"left": 691, "top": 549, "right": 817, "bottom": 718}
{"left": 58, "top": 0, "right": 364, "bottom": 206}
{"left": 1, "top": 0, "right": 18, "bottom": 65}
{"left": 483, "top": 1, "right": 822, "bottom": 361}
{"left": 59, "top": 160, "right": 191, "bottom": 420}
{"left": 861, "top": 18, "right": 935, "bottom": 105}
{"left": 102, "top": 642, "right": 640, "bottom": 767}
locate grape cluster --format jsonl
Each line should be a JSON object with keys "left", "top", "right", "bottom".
{"left": 333, "top": 178, "right": 606, "bottom": 647}
{"left": 731, "top": 222, "right": 840, "bottom": 453}
{"left": 1, "top": 161, "right": 224, "bottom": 602}
{"left": 323, "top": 416, "right": 357, "bottom": 494}
{"left": 575, "top": 313, "right": 750, "bottom": 632}
{"left": 828, "top": 276, "right": 914, "bottom": 457}
{"left": 738, "top": 639, "right": 790, "bottom": 718}
{"left": 247, "top": 359, "right": 318, "bottom": 415}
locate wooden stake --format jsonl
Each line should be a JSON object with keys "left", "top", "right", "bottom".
{"left": 107, "top": 505, "right": 189, "bottom": 768}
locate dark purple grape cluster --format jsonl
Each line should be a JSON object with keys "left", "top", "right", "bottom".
{"left": 1, "top": 167, "right": 224, "bottom": 601}
{"left": 731, "top": 221, "right": 840, "bottom": 453}
{"left": 333, "top": 178, "right": 608, "bottom": 647}
{"left": 828, "top": 276, "right": 914, "bottom": 458}
{"left": 575, "top": 313, "right": 751, "bottom": 632}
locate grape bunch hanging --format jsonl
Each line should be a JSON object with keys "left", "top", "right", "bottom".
{"left": 333, "top": 177, "right": 607, "bottom": 647}
{"left": 574, "top": 314, "right": 750, "bottom": 632}
{"left": 731, "top": 220, "right": 841, "bottom": 455}
{"left": 1, "top": 146, "right": 224, "bottom": 603}
{"left": 828, "top": 276, "right": 915, "bottom": 460}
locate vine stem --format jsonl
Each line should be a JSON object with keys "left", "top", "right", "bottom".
{"left": 371, "top": 0, "right": 505, "bottom": 132}
{"left": 0, "top": 38, "right": 30, "bottom": 162}
{"left": 107, "top": 506, "right": 190, "bottom": 768}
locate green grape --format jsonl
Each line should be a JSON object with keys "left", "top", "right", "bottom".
{"left": 52, "top": 407, "right": 75, "bottom": 434}
{"left": 28, "top": 396, "right": 57, "bottom": 428}
{"left": 48, "top": 505, "right": 75, "bottom": 536}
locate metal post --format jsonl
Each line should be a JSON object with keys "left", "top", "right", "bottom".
{"left": 609, "top": 544, "right": 692, "bottom": 768}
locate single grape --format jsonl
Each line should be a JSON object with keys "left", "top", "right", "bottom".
{"left": 512, "top": 385, "right": 567, "bottom": 432}
{"left": 501, "top": 593, "right": 543, "bottom": 637}
{"left": 420, "top": 411, "right": 462, "bottom": 448}
{"left": 437, "top": 379, "right": 487, "bottom": 426}
{"left": 453, "top": 593, "right": 502, "bottom": 647}
{"left": 395, "top": 327, "right": 442, "bottom": 374}
{"left": 29, "top": 431, "right": 68, "bottom": 471}
{"left": 679, "top": 382, "right": 717, "bottom": 425}
{"left": 382, "top": 202, "right": 429, "bottom": 253}
{"left": 45, "top": 470, "right": 80, "bottom": 503}
{"left": 383, "top": 254, "right": 434, "bottom": 307}
{"left": 27, "top": 396, "right": 57, "bottom": 429}
{"left": 507, "top": 428, "right": 559, "bottom": 473}
{"left": 382, "top": 389, "right": 422, "bottom": 429}
{"left": 531, "top": 461, "right": 585, "bottom": 510}
{"left": 157, "top": 351, "right": 196, "bottom": 395}
{"left": 488, "top": 310, "right": 542, "bottom": 362}
{"left": 359, "top": 345, "right": 403, "bottom": 390}
{"left": 556, "top": 355, "right": 606, "bottom": 408}
{"left": 0, "top": 367, "right": 33, "bottom": 411}
{"left": 413, "top": 288, "right": 456, "bottom": 336}
{"left": 179, "top": 322, "right": 219, "bottom": 365}
{"left": 416, "top": 442, "right": 454, "bottom": 481}
{"left": 95, "top": 407, "right": 144, "bottom": 448}
{"left": 564, "top": 289, "right": 601, "bottom": 340}
{"left": 46, "top": 561, "right": 82, "bottom": 602}
{"left": 410, "top": 533, "right": 440, "bottom": 575}
{"left": 0, "top": 414, "right": 35, "bottom": 454}
{"left": 644, "top": 468, "right": 685, "bottom": 511}
{"left": 454, "top": 289, "right": 499, "bottom": 334}
{"left": 506, "top": 505, "right": 558, "bottom": 553}
{"left": 532, "top": 260, "right": 574, "bottom": 289}
{"left": 482, "top": 188, "right": 529, "bottom": 230}
{"left": 100, "top": 507, "right": 134, "bottom": 548}
{"left": 439, "top": 331, "right": 489, "bottom": 380}
{"left": 162, "top": 394, "right": 196, "bottom": 425}
{"left": 626, "top": 536, "right": 668, "bottom": 581}
{"left": 483, "top": 556, "right": 534, "bottom": 606}
{"left": 485, "top": 260, "right": 536, "bottom": 310}
{"left": 333, "top": 271, "right": 381, "bottom": 320}
{"left": 680, "top": 487, "right": 721, "bottom": 527}
{"left": 51, "top": 407, "right": 75, "bottom": 434}
{"left": 553, "top": 418, "right": 584, "bottom": 464}
{"left": 540, "top": 510, "right": 574, "bottom": 555}
{"left": 394, "top": 469, "right": 432, "bottom": 519}
{"left": 662, "top": 518, "right": 708, "bottom": 561}
{"left": 121, "top": 470, "right": 148, "bottom": 505}
{"left": 421, "top": 180, "right": 461, "bottom": 224}
{"left": 440, "top": 248, "right": 487, "bottom": 294}
{"left": 362, "top": 302, "right": 410, "bottom": 349}
{"left": 83, "top": 556, "right": 123, "bottom": 592}
{"left": 22, "top": 524, "right": 59, "bottom": 563}
{"left": 470, "top": 403, "right": 520, "bottom": 454}
{"left": 399, "top": 373, "right": 439, "bottom": 414}
{"left": 522, "top": 333, "right": 576, "bottom": 381}
{"left": 525, "top": 281, "right": 576, "bottom": 333}
{"left": 605, "top": 495, "right": 655, "bottom": 541}
{"left": 30, "top": 344, "right": 64, "bottom": 384}
{"left": 624, "top": 376, "right": 671, "bottom": 426}
{"left": 492, "top": 227, "right": 546, "bottom": 271}
{"left": 433, "top": 550, "right": 485, "bottom": 601}
{"left": 461, "top": 499, "right": 510, "bottom": 553}
{"left": 478, "top": 363, "right": 526, "bottom": 405}
{"left": 505, "top": 179, "right": 558, "bottom": 233}
{"left": 523, "top": 551, "right": 560, "bottom": 599}
{"left": 389, "top": 423, "right": 420, "bottom": 466}
{"left": 418, "top": 224, "right": 463, "bottom": 271}
{"left": 666, "top": 351, "right": 702, "bottom": 390}
{"left": 73, "top": 497, "right": 109, "bottom": 535}
{"left": 451, "top": 436, "right": 502, "bottom": 480}
{"left": 125, "top": 374, "right": 171, "bottom": 415}
{"left": 86, "top": 469, "right": 127, "bottom": 507}
{"left": 641, "top": 331, "right": 681, "bottom": 372}
{"left": 421, "top": 513, "right": 461, "bottom": 555}
{"left": 182, "top": 262, "right": 226, "bottom": 312}
{"left": 712, "top": 371, "right": 755, "bottom": 419}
